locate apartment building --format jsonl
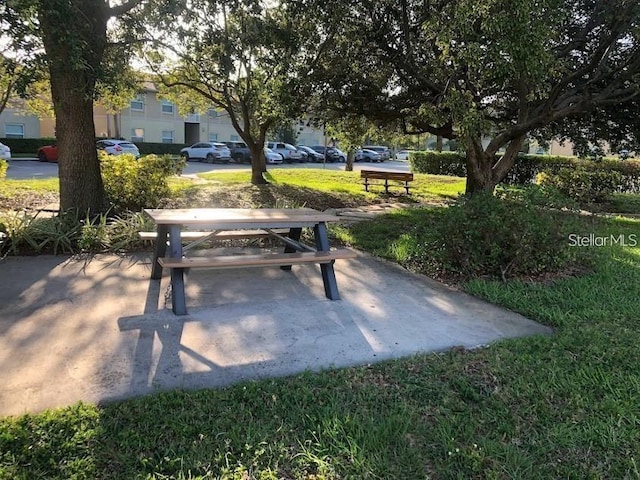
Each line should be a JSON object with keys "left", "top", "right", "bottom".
{"left": 0, "top": 82, "right": 325, "bottom": 147}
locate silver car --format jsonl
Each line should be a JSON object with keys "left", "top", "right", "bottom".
{"left": 0, "top": 142, "right": 10, "bottom": 161}
{"left": 180, "top": 142, "right": 232, "bottom": 163}
{"left": 96, "top": 139, "right": 140, "bottom": 158}
{"left": 266, "top": 141, "right": 304, "bottom": 163}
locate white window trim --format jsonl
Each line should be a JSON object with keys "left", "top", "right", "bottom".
{"left": 162, "top": 130, "right": 174, "bottom": 144}
{"left": 161, "top": 100, "right": 174, "bottom": 115}
{"left": 4, "top": 123, "right": 25, "bottom": 138}
{"left": 130, "top": 94, "right": 145, "bottom": 112}
{"left": 131, "top": 128, "right": 145, "bottom": 142}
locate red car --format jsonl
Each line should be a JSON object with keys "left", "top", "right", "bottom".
{"left": 37, "top": 139, "right": 141, "bottom": 162}
{"left": 37, "top": 144, "right": 59, "bottom": 162}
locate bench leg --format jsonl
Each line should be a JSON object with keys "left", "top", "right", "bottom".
{"left": 314, "top": 222, "right": 340, "bottom": 300}
{"left": 168, "top": 225, "right": 188, "bottom": 315}
{"left": 363, "top": 179, "right": 369, "bottom": 192}
{"left": 384, "top": 179, "right": 390, "bottom": 194}
{"left": 404, "top": 182, "right": 410, "bottom": 195}
{"left": 151, "top": 225, "right": 169, "bottom": 280}
{"left": 280, "top": 227, "right": 302, "bottom": 271}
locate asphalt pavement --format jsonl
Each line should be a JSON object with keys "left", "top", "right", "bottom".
{"left": 5, "top": 157, "right": 411, "bottom": 180}
{"left": 0, "top": 249, "right": 552, "bottom": 417}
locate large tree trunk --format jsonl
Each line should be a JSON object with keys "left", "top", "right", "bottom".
{"left": 465, "top": 136, "right": 525, "bottom": 195}
{"left": 38, "top": 0, "right": 108, "bottom": 214}
{"left": 465, "top": 146, "right": 498, "bottom": 194}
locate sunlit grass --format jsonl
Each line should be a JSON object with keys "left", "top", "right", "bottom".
{"left": 0, "top": 177, "right": 59, "bottom": 194}
{"left": 199, "top": 168, "right": 466, "bottom": 202}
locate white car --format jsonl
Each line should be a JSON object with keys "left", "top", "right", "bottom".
{"left": 333, "top": 147, "right": 347, "bottom": 162}
{"left": 264, "top": 147, "right": 283, "bottom": 164}
{"left": 96, "top": 139, "right": 140, "bottom": 158}
{"left": 180, "top": 142, "right": 231, "bottom": 163}
{"left": 266, "top": 141, "right": 303, "bottom": 163}
{"left": 0, "top": 142, "right": 10, "bottom": 161}
{"left": 395, "top": 150, "right": 414, "bottom": 161}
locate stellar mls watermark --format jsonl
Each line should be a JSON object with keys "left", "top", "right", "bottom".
{"left": 568, "top": 233, "right": 638, "bottom": 247}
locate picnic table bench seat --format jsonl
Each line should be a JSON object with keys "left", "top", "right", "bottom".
{"left": 157, "top": 249, "right": 357, "bottom": 270}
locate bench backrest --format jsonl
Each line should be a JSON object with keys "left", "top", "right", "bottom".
{"left": 360, "top": 170, "right": 414, "bottom": 181}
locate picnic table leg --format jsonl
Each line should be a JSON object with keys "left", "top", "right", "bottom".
{"left": 314, "top": 222, "right": 340, "bottom": 300}
{"left": 168, "top": 225, "right": 188, "bottom": 315}
{"left": 280, "top": 227, "right": 302, "bottom": 271}
{"left": 151, "top": 224, "right": 169, "bottom": 280}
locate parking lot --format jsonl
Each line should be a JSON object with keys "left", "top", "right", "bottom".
{"left": 5, "top": 157, "right": 411, "bottom": 180}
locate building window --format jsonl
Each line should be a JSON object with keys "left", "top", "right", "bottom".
{"left": 161, "top": 100, "right": 174, "bottom": 114}
{"left": 131, "top": 128, "right": 144, "bottom": 142}
{"left": 4, "top": 124, "right": 25, "bottom": 138}
{"left": 230, "top": 134, "right": 239, "bottom": 141}
{"left": 130, "top": 94, "right": 145, "bottom": 111}
{"left": 208, "top": 132, "right": 218, "bottom": 142}
{"left": 162, "top": 130, "right": 174, "bottom": 144}
{"left": 207, "top": 108, "right": 217, "bottom": 118}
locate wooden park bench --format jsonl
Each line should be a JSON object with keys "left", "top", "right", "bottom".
{"left": 361, "top": 170, "right": 414, "bottom": 194}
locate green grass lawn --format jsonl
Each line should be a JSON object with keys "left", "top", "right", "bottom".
{"left": 199, "top": 168, "right": 466, "bottom": 203}
{"left": 1, "top": 171, "right": 640, "bottom": 479}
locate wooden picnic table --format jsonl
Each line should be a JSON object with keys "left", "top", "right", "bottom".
{"left": 143, "top": 208, "right": 356, "bottom": 315}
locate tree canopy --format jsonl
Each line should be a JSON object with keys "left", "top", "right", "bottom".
{"left": 304, "top": 0, "right": 640, "bottom": 192}
{"left": 1, "top": 0, "right": 144, "bottom": 213}
{"left": 140, "top": 0, "right": 339, "bottom": 184}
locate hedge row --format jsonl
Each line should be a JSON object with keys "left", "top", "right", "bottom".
{"left": 0, "top": 137, "right": 57, "bottom": 153}
{"left": 409, "top": 151, "right": 640, "bottom": 193}
{"left": 0, "top": 138, "right": 186, "bottom": 156}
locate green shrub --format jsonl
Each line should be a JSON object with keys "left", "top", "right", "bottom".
{"left": 496, "top": 184, "right": 580, "bottom": 211}
{"left": 0, "top": 209, "right": 154, "bottom": 256}
{"left": 537, "top": 167, "right": 623, "bottom": 203}
{"left": 410, "top": 151, "right": 467, "bottom": 177}
{"left": 135, "top": 142, "right": 187, "bottom": 156}
{"left": 0, "top": 211, "right": 80, "bottom": 255}
{"left": 426, "top": 192, "right": 580, "bottom": 280}
{"left": 101, "top": 153, "right": 185, "bottom": 213}
{"left": 0, "top": 159, "right": 7, "bottom": 179}
{"left": 410, "top": 151, "right": 640, "bottom": 193}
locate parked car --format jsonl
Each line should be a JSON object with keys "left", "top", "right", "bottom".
{"left": 333, "top": 147, "right": 347, "bottom": 162}
{"left": 37, "top": 139, "right": 140, "bottom": 163}
{"left": 295, "top": 146, "right": 310, "bottom": 162}
{"left": 355, "top": 148, "right": 382, "bottom": 162}
{"left": 180, "top": 142, "right": 231, "bottom": 163}
{"left": 224, "top": 141, "right": 252, "bottom": 163}
{"left": 363, "top": 145, "right": 390, "bottom": 161}
{"left": 264, "top": 147, "right": 283, "bottom": 164}
{"left": 395, "top": 149, "right": 414, "bottom": 161}
{"left": 309, "top": 146, "right": 341, "bottom": 162}
{"left": 0, "top": 142, "right": 11, "bottom": 161}
{"left": 266, "top": 142, "right": 304, "bottom": 163}
{"left": 37, "top": 144, "right": 59, "bottom": 162}
{"left": 96, "top": 139, "right": 140, "bottom": 158}
{"left": 297, "top": 145, "right": 324, "bottom": 162}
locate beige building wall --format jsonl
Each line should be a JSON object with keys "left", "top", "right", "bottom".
{"left": 2, "top": 84, "right": 326, "bottom": 146}
{"left": 0, "top": 108, "right": 43, "bottom": 138}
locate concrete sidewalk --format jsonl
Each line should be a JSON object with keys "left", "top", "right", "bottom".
{"left": 0, "top": 251, "right": 552, "bottom": 417}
